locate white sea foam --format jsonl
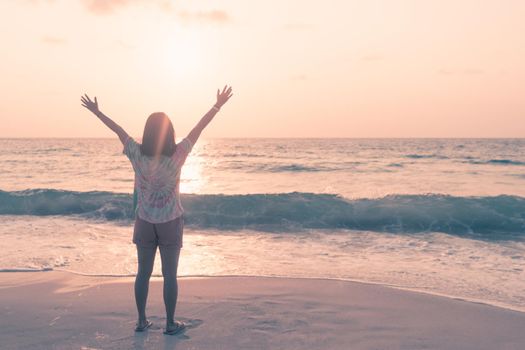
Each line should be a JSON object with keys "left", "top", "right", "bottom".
{"left": 1, "top": 215, "right": 525, "bottom": 312}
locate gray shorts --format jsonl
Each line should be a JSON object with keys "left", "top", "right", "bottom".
{"left": 133, "top": 215, "right": 184, "bottom": 248}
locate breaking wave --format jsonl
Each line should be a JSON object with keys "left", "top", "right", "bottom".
{"left": 2, "top": 189, "right": 525, "bottom": 239}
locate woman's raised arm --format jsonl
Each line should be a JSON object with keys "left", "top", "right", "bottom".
{"left": 81, "top": 94, "right": 129, "bottom": 145}
{"left": 186, "top": 85, "right": 233, "bottom": 146}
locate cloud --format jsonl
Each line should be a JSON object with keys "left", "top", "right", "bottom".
{"left": 81, "top": 0, "right": 174, "bottom": 15}
{"left": 437, "top": 69, "right": 454, "bottom": 75}
{"left": 81, "top": 0, "right": 140, "bottom": 15}
{"left": 437, "top": 68, "right": 485, "bottom": 76}
{"left": 291, "top": 74, "right": 308, "bottom": 81}
{"left": 176, "top": 10, "right": 231, "bottom": 24}
{"left": 31, "top": 0, "right": 230, "bottom": 24}
{"left": 41, "top": 36, "right": 67, "bottom": 45}
{"left": 113, "top": 39, "right": 135, "bottom": 49}
{"left": 283, "top": 23, "right": 313, "bottom": 31}
{"left": 25, "top": 0, "right": 55, "bottom": 4}
{"left": 361, "top": 54, "right": 384, "bottom": 62}
{"left": 463, "top": 68, "right": 484, "bottom": 75}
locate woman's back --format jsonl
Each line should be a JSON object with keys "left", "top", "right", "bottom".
{"left": 124, "top": 137, "right": 193, "bottom": 224}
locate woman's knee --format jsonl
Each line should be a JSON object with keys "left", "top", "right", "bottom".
{"left": 161, "top": 265, "right": 178, "bottom": 280}
{"left": 137, "top": 264, "right": 154, "bottom": 278}
{"left": 159, "top": 246, "right": 180, "bottom": 279}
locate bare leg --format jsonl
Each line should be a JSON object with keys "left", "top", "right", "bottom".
{"left": 159, "top": 245, "right": 181, "bottom": 329}
{"left": 135, "top": 245, "right": 157, "bottom": 327}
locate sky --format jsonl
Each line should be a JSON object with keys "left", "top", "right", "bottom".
{"left": 0, "top": 0, "right": 524, "bottom": 138}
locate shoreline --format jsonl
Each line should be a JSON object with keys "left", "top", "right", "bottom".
{"left": 2, "top": 268, "right": 524, "bottom": 315}
{"left": 2, "top": 271, "right": 525, "bottom": 349}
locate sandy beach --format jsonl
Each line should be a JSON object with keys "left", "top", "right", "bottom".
{"left": 4, "top": 0, "right": 525, "bottom": 348}
{"left": 1, "top": 271, "right": 524, "bottom": 350}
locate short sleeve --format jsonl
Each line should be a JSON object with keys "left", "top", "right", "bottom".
{"left": 176, "top": 138, "right": 193, "bottom": 158}
{"left": 123, "top": 137, "right": 141, "bottom": 163}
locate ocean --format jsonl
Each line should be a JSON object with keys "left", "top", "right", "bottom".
{"left": 1, "top": 138, "right": 525, "bottom": 311}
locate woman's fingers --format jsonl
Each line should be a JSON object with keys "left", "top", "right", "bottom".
{"left": 81, "top": 94, "right": 100, "bottom": 109}
{"left": 218, "top": 86, "right": 232, "bottom": 97}
{"left": 215, "top": 86, "right": 233, "bottom": 106}
{"left": 225, "top": 87, "right": 232, "bottom": 98}
{"left": 81, "top": 93, "right": 102, "bottom": 113}
{"left": 81, "top": 94, "right": 96, "bottom": 111}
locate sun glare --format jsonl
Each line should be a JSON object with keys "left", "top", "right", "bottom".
{"left": 160, "top": 30, "right": 204, "bottom": 79}
{"left": 180, "top": 142, "right": 204, "bottom": 194}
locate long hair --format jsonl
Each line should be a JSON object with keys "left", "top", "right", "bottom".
{"left": 140, "top": 112, "right": 176, "bottom": 157}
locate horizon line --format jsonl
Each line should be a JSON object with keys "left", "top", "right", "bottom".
{"left": 1, "top": 136, "right": 525, "bottom": 140}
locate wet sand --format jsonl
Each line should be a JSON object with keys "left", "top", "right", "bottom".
{"left": 1, "top": 271, "right": 525, "bottom": 349}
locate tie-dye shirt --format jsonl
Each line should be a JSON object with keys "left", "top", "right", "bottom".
{"left": 123, "top": 137, "right": 193, "bottom": 224}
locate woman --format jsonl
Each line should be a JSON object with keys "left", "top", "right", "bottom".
{"left": 80, "top": 86, "right": 233, "bottom": 335}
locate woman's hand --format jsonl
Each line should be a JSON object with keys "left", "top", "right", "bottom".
{"left": 187, "top": 85, "right": 234, "bottom": 146}
{"left": 81, "top": 94, "right": 100, "bottom": 115}
{"left": 215, "top": 85, "right": 233, "bottom": 108}
{"left": 80, "top": 93, "right": 129, "bottom": 144}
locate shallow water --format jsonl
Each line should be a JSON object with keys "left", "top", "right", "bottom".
{"left": 1, "top": 138, "right": 525, "bottom": 311}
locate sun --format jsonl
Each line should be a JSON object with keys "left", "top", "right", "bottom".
{"left": 160, "top": 30, "right": 205, "bottom": 79}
